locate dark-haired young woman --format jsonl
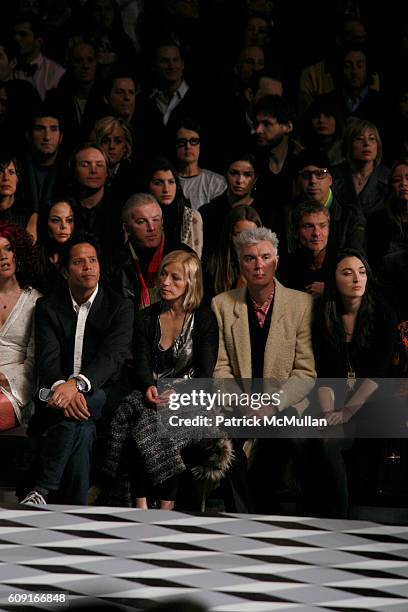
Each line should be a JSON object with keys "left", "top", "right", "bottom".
{"left": 36, "top": 197, "right": 81, "bottom": 293}
{"left": 0, "top": 155, "right": 31, "bottom": 233}
{"left": 146, "top": 157, "right": 202, "bottom": 257}
{"left": 306, "top": 250, "right": 397, "bottom": 517}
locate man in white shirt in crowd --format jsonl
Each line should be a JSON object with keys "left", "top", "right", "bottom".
{"left": 13, "top": 12, "right": 65, "bottom": 101}
{"left": 21, "top": 234, "right": 133, "bottom": 505}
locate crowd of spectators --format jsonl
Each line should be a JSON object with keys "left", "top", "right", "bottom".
{"left": 1, "top": 0, "right": 408, "bottom": 518}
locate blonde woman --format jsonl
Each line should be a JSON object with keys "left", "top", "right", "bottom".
{"left": 90, "top": 116, "right": 135, "bottom": 205}
{"left": 91, "top": 116, "right": 132, "bottom": 170}
{"left": 102, "top": 250, "right": 224, "bottom": 509}
{"left": 331, "top": 117, "right": 389, "bottom": 218}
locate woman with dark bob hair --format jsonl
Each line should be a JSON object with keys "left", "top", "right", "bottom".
{"left": 0, "top": 153, "right": 32, "bottom": 233}
{"left": 305, "top": 249, "right": 398, "bottom": 517}
{"left": 0, "top": 222, "right": 41, "bottom": 430}
{"left": 300, "top": 93, "right": 344, "bottom": 166}
{"left": 100, "top": 250, "right": 235, "bottom": 510}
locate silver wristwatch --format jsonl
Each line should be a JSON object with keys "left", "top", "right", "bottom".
{"left": 74, "top": 376, "right": 87, "bottom": 392}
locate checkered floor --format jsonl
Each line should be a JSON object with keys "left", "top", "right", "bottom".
{"left": 1, "top": 505, "right": 408, "bottom": 611}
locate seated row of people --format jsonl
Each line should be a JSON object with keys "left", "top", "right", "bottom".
{"left": 1, "top": 220, "right": 407, "bottom": 517}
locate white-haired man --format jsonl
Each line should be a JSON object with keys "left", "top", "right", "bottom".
{"left": 212, "top": 227, "right": 315, "bottom": 390}
{"left": 110, "top": 193, "right": 192, "bottom": 310}
{"left": 211, "top": 227, "right": 316, "bottom": 511}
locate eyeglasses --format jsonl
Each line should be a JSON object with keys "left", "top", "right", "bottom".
{"left": 298, "top": 168, "right": 329, "bottom": 180}
{"left": 176, "top": 138, "right": 200, "bottom": 148}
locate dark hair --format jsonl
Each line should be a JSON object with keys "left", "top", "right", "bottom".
{"left": 294, "top": 148, "right": 332, "bottom": 174}
{"left": 174, "top": 116, "right": 202, "bottom": 138}
{"left": 0, "top": 221, "right": 40, "bottom": 288}
{"left": 320, "top": 248, "right": 376, "bottom": 351}
{"left": 145, "top": 156, "right": 188, "bottom": 248}
{"left": 37, "top": 196, "right": 81, "bottom": 253}
{"left": 225, "top": 152, "right": 258, "bottom": 176}
{"left": 155, "top": 37, "right": 185, "bottom": 61}
{"left": 30, "top": 102, "right": 64, "bottom": 133}
{"left": 307, "top": 94, "right": 344, "bottom": 125}
{"left": 287, "top": 198, "right": 330, "bottom": 253}
{"left": 82, "top": 0, "right": 126, "bottom": 38}
{"left": 333, "top": 42, "right": 374, "bottom": 88}
{"left": 252, "top": 94, "right": 296, "bottom": 125}
{"left": 59, "top": 232, "right": 101, "bottom": 270}
{"left": 243, "top": 11, "right": 273, "bottom": 45}
{"left": 14, "top": 12, "right": 44, "bottom": 39}
{"left": 103, "top": 66, "right": 138, "bottom": 97}
{"left": 292, "top": 200, "right": 330, "bottom": 231}
{"left": 0, "top": 154, "right": 22, "bottom": 205}
{"left": 0, "top": 153, "right": 21, "bottom": 177}
{"left": 66, "top": 35, "right": 96, "bottom": 59}
{"left": 207, "top": 205, "right": 262, "bottom": 295}
{"left": 145, "top": 156, "right": 186, "bottom": 204}
{"left": 246, "top": 68, "right": 283, "bottom": 96}
{"left": 301, "top": 93, "right": 344, "bottom": 145}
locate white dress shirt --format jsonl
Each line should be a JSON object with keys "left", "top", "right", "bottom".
{"left": 15, "top": 52, "right": 65, "bottom": 101}
{"left": 153, "top": 80, "right": 189, "bottom": 126}
{"left": 51, "top": 285, "right": 99, "bottom": 392}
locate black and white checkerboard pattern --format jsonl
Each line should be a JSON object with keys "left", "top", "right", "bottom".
{"left": 1, "top": 505, "right": 408, "bottom": 611}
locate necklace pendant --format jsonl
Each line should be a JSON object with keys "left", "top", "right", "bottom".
{"left": 347, "top": 370, "right": 356, "bottom": 391}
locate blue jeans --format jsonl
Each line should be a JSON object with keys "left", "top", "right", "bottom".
{"left": 35, "top": 389, "right": 106, "bottom": 505}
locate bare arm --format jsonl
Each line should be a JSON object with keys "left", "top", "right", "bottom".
{"left": 325, "top": 379, "right": 379, "bottom": 426}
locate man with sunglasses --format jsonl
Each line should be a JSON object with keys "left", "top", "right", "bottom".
{"left": 289, "top": 149, "right": 366, "bottom": 255}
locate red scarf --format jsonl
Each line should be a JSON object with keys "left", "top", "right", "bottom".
{"left": 129, "top": 235, "right": 165, "bottom": 308}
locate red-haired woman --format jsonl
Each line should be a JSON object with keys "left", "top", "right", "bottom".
{"left": 0, "top": 222, "right": 41, "bottom": 430}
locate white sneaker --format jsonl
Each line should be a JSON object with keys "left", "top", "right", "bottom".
{"left": 20, "top": 491, "right": 47, "bottom": 506}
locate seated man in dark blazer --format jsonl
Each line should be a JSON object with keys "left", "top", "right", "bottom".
{"left": 21, "top": 233, "right": 133, "bottom": 505}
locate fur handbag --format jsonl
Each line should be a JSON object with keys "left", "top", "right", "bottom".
{"left": 187, "top": 438, "right": 235, "bottom": 482}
